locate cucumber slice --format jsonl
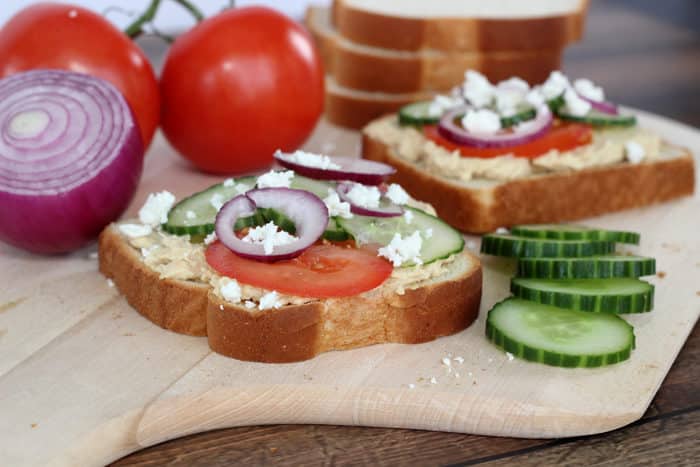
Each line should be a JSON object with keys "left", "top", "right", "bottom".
{"left": 510, "top": 224, "right": 640, "bottom": 245}
{"left": 163, "top": 175, "right": 335, "bottom": 236}
{"left": 481, "top": 234, "right": 615, "bottom": 258}
{"left": 486, "top": 298, "right": 635, "bottom": 368}
{"left": 517, "top": 255, "right": 656, "bottom": 279}
{"left": 556, "top": 108, "right": 637, "bottom": 127}
{"left": 398, "top": 101, "right": 440, "bottom": 126}
{"left": 511, "top": 277, "right": 654, "bottom": 313}
{"left": 499, "top": 105, "right": 536, "bottom": 128}
{"left": 322, "top": 217, "right": 350, "bottom": 241}
{"left": 336, "top": 207, "right": 464, "bottom": 266}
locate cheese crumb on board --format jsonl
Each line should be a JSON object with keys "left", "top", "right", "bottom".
{"left": 429, "top": 376, "right": 438, "bottom": 385}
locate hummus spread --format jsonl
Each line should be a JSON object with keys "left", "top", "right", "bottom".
{"left": 364, "top": 116, "right": 661, "bottom": 183}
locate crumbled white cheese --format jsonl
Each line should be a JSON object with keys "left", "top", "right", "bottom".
{"left": 497, "top": 77, "right": 530, "bottom": 94}
{"left": 454, "top": 372, "right": 460, "bottom": 378}
{"left": 495, "top": 79, "right": 528, "bottom": 117}
{"left": 257, "top": 170, "right": 294, "bottom": 188}
{"left": 495, "top": 227, "right": 509, "bottom": 234}
{"left": 563, "top": 88, "right": 592, "bottom": 117}
{"left": 408, "top": 383, "right": 416, "bottom": 389}
{"left": 454, "top": 356, "right": 465, "bottom": 364}
{"left": 119, "top": 223, "right": 153, "bottom": 238}
{"left": 185, "top": 210, "right": 197, "bottom": 220}
{"left": 244, "top": 300, "right": 256, "bottom": 309}
{"left": 461, "top": 109, "right": 502, "bottom": 135}
{"left": 235, "top": 183, "right": 251, "bottom": 194}
{"left": 506, "top": 352, "right": 515, "bottom": 362}
{"left": 241, "top": 221, "right": 298, "bottom": 255}
{"left": 219, "top": 304, "right": 224, "bottom": 311}
{"left": 204, "top": 232, "right": 218, "bottom": 245}
{"left": 462, "top": 70, "right": 495, "bottom": 107}
{"left": 139, "top": 191, "right": 176, "bottom": 226}
{"left": 223, "top": 178, "right": 235, "bottom": 187}
{"left": 345, "top": 183, "right": 381, "bottom": 209}
{"left": 625, "top": 141, "right": 646, "bottom": 164}
{"left": 378, "top": 231, "right": 423, "bottom": 267}
{"left": 209, "top": 193, "right": 225, "bottom": 211}
{"left": 323, "top": 189, "right": 353, "bottom": 219}
{"left": 574, "top": 78, "right": 605, "bottom": 102}
{"left": 106, "top": 278, "right": 115, "bottom": 288}
{"left": 525, "top": 88, "right": 546, "bottom": 108}
{"left": 441, "top": 357, "right": 452, "bottom": 367}
{"left": 429, "top": 376, "right": 438, "bottom": 385}
{"left": 385, "top": 183, "right": 410, "bottom": 205}
{"left": 259, "top": 290, "right": 282, "bottom": 310}
{"left": 427, "top": 94, "right": 463, "bottom": 117}
{"left": 220, "top": 279, "right": 242, "bottom": 304}
{"left": 540, "top": 70, "right": 571, "bottom": 100}
{"left": 403, "top": 210, "right": 414, "bottom": 224}
{"left": 423, "top": 228, "right": 433, "bottom": 239}
{"left": 280, "top": 149, "right": 341, "bottom": 170}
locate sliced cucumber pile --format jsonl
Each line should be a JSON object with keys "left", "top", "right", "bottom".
{"left": 481, "top": 223, "right": 657, "bottom": 368}
{"left": 556, "top": 108, "right": 636, "bottom": 127}
{"left": 337, "top": 207, "right": 464, "bottom": 266}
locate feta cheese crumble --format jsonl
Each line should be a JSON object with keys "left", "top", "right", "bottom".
{"left": 204, "top": 232, "right": 218, "bottom": 245}
{"left": 209, "top": 193, "right": 225, "bottom": 211}
{"left": 220, "top": 279, "right": 242, "bottom": 304}
{"left": 429, "top": 376, "right": 438, "bottom": 385}
{"left": 241, "top": 221, "right": 298, "bottom": 255}
{"left": 403, "top": 210, "right": 414, "bottom": 224}
{"left": 323, "top": 189, "right": 353, "bottom": 218}
{"left": 244, "top": 300, "right": 256, "bottom": 309}
{"left": 279, "top": 149, "right": 341, "bottom": 170}
{"left": 378, "top": 231, "right": 423, "bottom": 267}
{"left": 235, "top": 183, "right": 251, "bottom": 194}
{"left": 427, "top": 94, "right": 463, "bottom": 117}
{"left": 345, "top": 183, "right": 381, "bottom": 209}
{"left": 461, "top": 109, "right": 502, "bottom": 135}
{"left": 223, "top": 178, "right": 235, "bottom": 187}
{"left": 139, "top": 191, "right": 176, "bottom": 226}
{"left": 495, "top": 227, "right": 509, "bottom": 234}
{"left": 454, "top": 356, "right": 465, "bottom": 364}
{"left": 462, "top": 70, "right": 495, "bottom": 107}
{"left": 506, "top": 352, "right": 515, "bottom": 362}
{"left": 574, "top": 78, "right": 605, "bottom": 102}
{"left": 185, "top": 210, "right": 197, "bottom": 220}
{"left": 540, "top": 70, "right": 571, "bottom": 100}
{"left": 259, "top": 291, "right": 282, "bottom": 310}
{"left": 257, "top": 170, "right": 294, "bottom": 189}
{"left": 385, "top": 183, "right": 409, "bottom": 205}
{"left": 119, "top": 223, "right": 153, "bottom": 238}
{"left": 563, "top": 88, "right": 592, "bottom": 117}
{"left": 625, "top": 141, "right": 646, "bottom": 164}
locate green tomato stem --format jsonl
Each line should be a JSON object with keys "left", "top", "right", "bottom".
{"left": 124, "top": 0, "right": 206, "bottom": 39}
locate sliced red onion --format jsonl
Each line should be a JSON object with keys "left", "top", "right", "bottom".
{"left": 215, "top": 188, "right": 328, "bottom": 262}
{"left": 336, "top": 182, "right": 403, "bottom": 217}
{"left": 273, "top": 150, "right": 395, "bottom": 185}
{"left": 578, "top": 94, "right": 619, "bottom": 115}
{"left": 438, "top": 105, "right": 552, "bottom": 148}
{"left": 0, "top": 70, "right": 143, "bottom": 254}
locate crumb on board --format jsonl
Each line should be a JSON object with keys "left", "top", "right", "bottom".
{"left": 696, "top": 291, "right": 700, "bottom": 297}
{"left": 506, "top": 352, "right": 515, "bottom": 362}
{"left": 269, "top": 447, "right": 278, "bottom": 454}
{"left": 106, "top": 278, "right": 115, "bottom": 288}
{"left": 429, "top": 376, "right": 437, "bottom": 385}
{"left": 657, "top": 271, "right": 667, "bottom": 279}
{"left": 31, "top": 423, "right": 37, "bottom": 428}
{"left": 408, "top": 383, "right": 415, "bottom": 389}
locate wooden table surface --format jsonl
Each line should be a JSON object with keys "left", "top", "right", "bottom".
{"left": 112, "top": 1, "right": 700, "bottom": 465}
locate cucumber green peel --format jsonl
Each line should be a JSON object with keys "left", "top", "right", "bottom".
{"left": 510, "top": 224, "right": 640, "bottom": 245}
{"left": 517, "top": 255, "right": 655, "bottom": 279}
{"left": 481, "top": 234, "right": 615, "bottom": 258}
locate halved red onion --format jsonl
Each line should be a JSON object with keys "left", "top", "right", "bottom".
{"left": 274, "top": 150, "right": 395, "bottom": 185}
{"left": 578, "top": 94, "right": 619, "bottom": 115}
{"left": 215, "top": 188, "right": 328, "bottom": 262}
{"left": 0, "top": 70, "right": 143, "bottom": 254}
{"left": 336, "top": 182, "right": 403, "bottom": 217}
{"left": 438, "top": 105, "right": 552, "bottom": 148}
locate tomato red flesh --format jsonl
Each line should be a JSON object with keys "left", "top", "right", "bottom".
{"left": 206, "top": 242, "right": 393, "bottom": 298}
{"left": 424, "top": 121, "right": 593, "bottom": 159}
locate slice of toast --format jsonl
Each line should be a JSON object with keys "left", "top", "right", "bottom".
{"left": 362, "top": 116, "right": 696, "bottom": 233}
{"left": 306, "top": 6, "right": 563, "bottom": 94}
{"left": 333, "top": 0, "right": 589, "bottom": 53}
{"left": 98, "top": 225, "right": 482, "bottom": 363}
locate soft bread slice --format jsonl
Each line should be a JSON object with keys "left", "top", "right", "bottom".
{"left": 333, "top": 0, "right": 589, "bottom": 52}
{"left": 362, "top": 117, "right": 696, "bottom": 233}
{"left": 307, "top": 6, "right": 562, "bottom": 93}
{"left": 98, "top": 225, "right": 482, "bottom": 363}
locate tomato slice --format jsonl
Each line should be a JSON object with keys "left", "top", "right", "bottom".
{"left": 206, "top": 242, "right": 393, "bottom": 298}
{"left": 423, "top": 121, "right": 593, "bottom": 159}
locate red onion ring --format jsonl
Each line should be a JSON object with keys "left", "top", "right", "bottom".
{"left": 437, "top": 105, "right": 552, "bottom": 148}
{"left": 274, "top": 151, "right": 395, "bottom": 186}
{"left": 0, "top": 70, "right": 143, "bottom": 254}
{"left": 215, "top": 188, "right": 328, "bottom": 262}
{"left": 578, "top": 94, "right": 619, "bottom": 115}
{"left": 336, "top": 182, "right": 403, "bottom": 217}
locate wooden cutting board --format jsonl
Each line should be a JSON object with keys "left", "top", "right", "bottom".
{"left": 0, "top": 111, "right": 698, "bottom": 467}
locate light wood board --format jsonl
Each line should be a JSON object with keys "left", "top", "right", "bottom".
{"left": 0, "top": 110, "right": 698, "bottom": 467}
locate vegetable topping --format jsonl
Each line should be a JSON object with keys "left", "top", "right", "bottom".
{"left": 274, "top": 150, "right": 396, "bottom": 185}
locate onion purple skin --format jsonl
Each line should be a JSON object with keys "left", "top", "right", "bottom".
{"left": 273, "top": 152, "right": 395, "bottom": 186}
{"left": 579, "top": 94, "right": 619, "bottom": 115}
{"left": 336, "top": 182, "right": 403, "bottom": 218}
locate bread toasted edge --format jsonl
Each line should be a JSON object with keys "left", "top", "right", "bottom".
{"left": 362, "top": 124, "right": 696, "bottom": 233}
{"left": 98, "top": 225, "right": 483, "bottom": 363}
{"left": 333, "top": 0, "right": 589, "bottom": 53}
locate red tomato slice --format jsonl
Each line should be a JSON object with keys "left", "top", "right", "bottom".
{"left": 423, "top": 121, "right": 593, "bottom": 159}
{"left": 206, "top": 242, "right": 393, "bottom": 298}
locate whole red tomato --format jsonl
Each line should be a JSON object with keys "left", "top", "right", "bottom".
{"left": 160, "top": 6, "right": 324, "bottom": 174}
{"left": 0, "top": 4, "right": 159, "bottom": 148}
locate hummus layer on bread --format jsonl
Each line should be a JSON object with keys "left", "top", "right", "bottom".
{"left": 364, "top": 115, "right": 661, "bottom": 183}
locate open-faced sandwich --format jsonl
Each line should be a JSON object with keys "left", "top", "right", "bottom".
{"left": 99, "top": 152, "right": 482, "bottom": 363}
{"left": 362, "top": 70, "right": 695, "bottom": 233}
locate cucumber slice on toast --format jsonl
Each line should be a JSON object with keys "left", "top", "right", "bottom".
{"left": 510, "top": 224, "right": 640, "bottom": 245}
{"left": 556, "top": 108, "right": 637, "bottom": 127}
{"left": 517, "top": 255, "right": 655, "bottom": 279}
{"left": 511, "top": 277, "right": 654, "bottom": 313}
{"left": 481, "top": 234, "right": 615, "bottom": 258}
{"left": 398, "top": 101, "right": 440, "bottom": 126}
{"left": 486, "top": 298, "right": 635, "bottom": 368}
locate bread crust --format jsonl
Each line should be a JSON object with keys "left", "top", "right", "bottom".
{"left": 99, "top": 225, "right": 483, "bottom": 363}
{"left": 333, "top": 0, "right": 589, "bottom": 52}
{"left": 362, "top": 129, "right": 696, "bottom": 233}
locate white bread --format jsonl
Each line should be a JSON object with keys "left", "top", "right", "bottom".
{"left": 333, "top": 0, "right": 589, "bottom": 52}
{"left": 362, "top": 116, "right": 696, "bottom": 233}
{"left": 98, "top": 225, "right": 482, "bottom": 363}
{"left": 307, "top": 6, "right": 563, "bottom": 94}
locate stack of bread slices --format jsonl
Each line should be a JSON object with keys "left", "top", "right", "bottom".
{"left": 306, "top": 0, "right": 590, "bottom": 129}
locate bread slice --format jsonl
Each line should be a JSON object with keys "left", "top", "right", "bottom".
{"left": 362, "top": 116, "right": 696, "bottom": 233}
{"left": 98, "top": 225, "right": 482, "bottom": 363}
{"left": 307, "top": 6, "right": 563, "bottom": 94}
{"left": 333, "top": 0, "right": 589, "bottom": 52}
